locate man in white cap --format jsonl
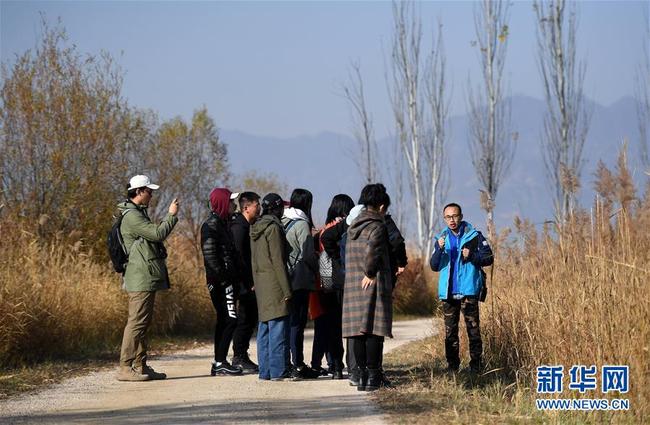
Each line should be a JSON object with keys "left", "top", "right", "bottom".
{"left": 116, "top": 175, "right": 179, "bottom": 381}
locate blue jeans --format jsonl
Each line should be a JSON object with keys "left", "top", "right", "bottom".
{"left": 257, "top": 316, "right": 289, "bottom": 379}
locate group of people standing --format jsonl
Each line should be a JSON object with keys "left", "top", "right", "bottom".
{"left": 203, "top": 183, "right": 408, "bottom": 392}
{"left": 115, "top": 174, "right": 493, "bottom": 391}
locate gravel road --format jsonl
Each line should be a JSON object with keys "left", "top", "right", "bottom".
{"left": 0, "top": 318, "right": 436, "bottom": 425}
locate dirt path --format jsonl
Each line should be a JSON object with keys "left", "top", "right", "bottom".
{"left": 0, "top": 318, "right": 436, "bottom": 424}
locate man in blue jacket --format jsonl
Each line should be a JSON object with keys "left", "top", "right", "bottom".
{"left": 430, "top": 203, "right": 493, "bottom": 374}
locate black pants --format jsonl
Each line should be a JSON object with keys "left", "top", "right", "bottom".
{"left": 311, "top": 291, "right": 344, "bottom": 370}
{"left": 232, "top": 293, "right": 258, "bottom": 358}
{"left": 289, "top": 289, "right": 310, "bottom": 367}
{"left": 209, "top": 283, "right": 238, "bottom": 362}
{"left": 351, "top": 334, "right": 384, "bottom": 370}
{"left": 442, "top": 298, "right": 482, "bottom": 370}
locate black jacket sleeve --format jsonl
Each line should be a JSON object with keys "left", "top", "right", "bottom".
{"left": 385, "top": 215, "right": 407, "bottom": 268}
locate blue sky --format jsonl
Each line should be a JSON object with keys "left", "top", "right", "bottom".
{"left": 1, "top": 1, "right": 647, "bottom": 138}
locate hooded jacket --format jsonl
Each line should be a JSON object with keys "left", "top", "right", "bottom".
{"left": 201, "top": 188, "right": 240, "bottom": 289}
{"left": 341, "top": 209, "right": 393, "bottom": 338}
{"left": 429, "top": 221, "right": 493, "bottom": 299}
{"left": 117, "top": 201, "right": 178, "bottom": 292}
{"left": 282, "top": 207, "right": 317, "bottom": 291}
{"left": 250, "top": 214, "right": 292, "bottom": 322}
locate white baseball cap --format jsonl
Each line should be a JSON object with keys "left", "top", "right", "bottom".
{"left": 128, "top": 175, "right": 160, "bottom": 190}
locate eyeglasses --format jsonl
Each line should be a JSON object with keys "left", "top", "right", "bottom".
{"left": 444, "top": 214, "right": 461, "bottom": 221}
{"left": 142, "top": 188, "right": 153, "bottom": 195}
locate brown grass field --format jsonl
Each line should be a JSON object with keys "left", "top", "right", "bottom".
{"left": 0, "top": 162, "right": 647, "bottom": 422}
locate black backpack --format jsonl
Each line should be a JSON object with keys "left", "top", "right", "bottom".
{"left": 107, "top": 209, "right": 133, "bottom": 274}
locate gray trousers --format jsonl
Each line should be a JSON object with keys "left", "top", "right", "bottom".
{"left": 120, "top": 291, "right": 156, "bottom": 368}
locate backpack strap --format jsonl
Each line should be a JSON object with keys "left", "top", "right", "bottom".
{"left": 285, "top": 219, "right": 299, "bottom": 233}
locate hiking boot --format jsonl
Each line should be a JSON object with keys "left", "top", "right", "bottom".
{"left": 232, "top": 355, "right": 259, "bottom": 373}
{"left": 135, "top": 364, "right": 167, "bottom": 380}
{"left": 210, "top": 360, "right": 243, "bottom": 376}
{"left": 116, "top": 366, "right": 151, "bottom": 382}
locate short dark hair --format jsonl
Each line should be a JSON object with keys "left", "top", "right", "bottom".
{"left": 290, "top": 188, "right": 313, "bottom": 226}
{"left": 127, "top": 185, "right": 148, "bottom": 200}
{"left": 239, "top": 191, "right": 260, "bottom": 210}
{"left": 326, "top": 194, "right": 355, "bottom": 223}
{"left": 443, "top": 203, "right": 463, "bottom": 215}
{"left": 359, "top": 183, "right": 391, "bottom": 210}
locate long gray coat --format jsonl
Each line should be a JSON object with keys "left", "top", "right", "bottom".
{"left": 342, "top": 209, "right": 393, "bottom": 338}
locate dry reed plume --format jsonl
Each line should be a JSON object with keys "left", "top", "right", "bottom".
{"left": 0, "top": 219, "right": 213, "bottom": 368}
{"left": 478, "top": 151, "right": 649, "bottom": 421}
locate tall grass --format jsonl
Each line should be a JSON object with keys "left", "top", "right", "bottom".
{"left": 0, "top": 218, "right": 213, "bottom": 368}
{"left": 479, "top": 164, "right": 649, "bottom": 420}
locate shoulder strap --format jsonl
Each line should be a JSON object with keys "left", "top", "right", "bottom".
{"left": 285, "top": 219, "right": 299, "bottom": 233}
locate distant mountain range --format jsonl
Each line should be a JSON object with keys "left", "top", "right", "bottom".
{"left": 223, "top": 95, "right": 645, "bottom": 239}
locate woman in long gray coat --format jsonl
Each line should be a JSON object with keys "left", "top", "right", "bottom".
{"left": 341, "top": 183, "right": 393, "bottom": 392}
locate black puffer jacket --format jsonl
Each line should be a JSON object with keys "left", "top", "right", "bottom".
{"left": 201, "top": 212, "right": 240, "bottom": 290}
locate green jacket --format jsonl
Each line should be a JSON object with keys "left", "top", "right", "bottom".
{"left": 250, "top": 214, "right": 291, "bottom": 322}
{"left": 117, "top": 201, "right": 178, "bottom": 292}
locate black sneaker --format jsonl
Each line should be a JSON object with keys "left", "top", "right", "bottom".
{"left": 311, "top": 366, "right": 329, "bottom": 377}
{"left": 296, "top": 365, "right": 321, "bottom": 379}
{"left": 210, "top": 361, "right": 243, "bottom": 376}
{"left": 232, "top": 356, "right": 259, "bottom": 373}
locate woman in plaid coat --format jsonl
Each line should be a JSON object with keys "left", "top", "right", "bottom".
{"left": 341, "top": 183, "right": 393, "bottom": 391}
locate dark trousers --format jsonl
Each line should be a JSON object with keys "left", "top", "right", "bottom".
{"left": 442, "top": 297, "right": 482, "bottom": 370}
{"left": 352, "top": 334, "right": 384, "bottom": 370}
{"left": 311, "top": 291, "right": 344, "bottom": 370}
{"left": 289, "top": 289, "right": 310, "bottom": 367}
{"left": 209, "top": 283, "right": 238, "bottom": 363}
{"left": 233, "top": 293, "right": 258, "bottom": 358}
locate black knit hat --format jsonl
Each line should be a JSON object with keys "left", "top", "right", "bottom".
{"left": 262, "top": 193, "right": 284, "bottom": 212}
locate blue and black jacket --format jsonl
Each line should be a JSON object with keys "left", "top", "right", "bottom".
{"left": 429, "top": 221, "right": 493, "bottom": 300}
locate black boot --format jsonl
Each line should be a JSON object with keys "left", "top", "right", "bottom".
{"left": 365, "top": 368, "right": 382, "bottom": 391}
{"left": 357, "top": 367, "right": 368, "bottom": 391}
{"left": 332, "top": 359, "right": 344, "bottom": 380}
{"left": 348, "top": 366, "right": 360, "bottom": 386}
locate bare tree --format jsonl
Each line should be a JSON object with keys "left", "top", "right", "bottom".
{"left": 388, "top": 1, "right": 448, "bottom": 259}
{"left": 635, "top": 5, "right": 650, "bottom": 171}
{"left": 342, "top": 61, "right": 378, "bottom": 185}
{"left": 144, "top": 107, "right": 229, "bottom": 261}
{"left": 467, "top": 0, "right": 515, "bottom": 241}
{"left": 424, "top": 22, "right": 449, "bottom": 257}
{"left": 534, "top": 0, "right": 591, "bottom": 222}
